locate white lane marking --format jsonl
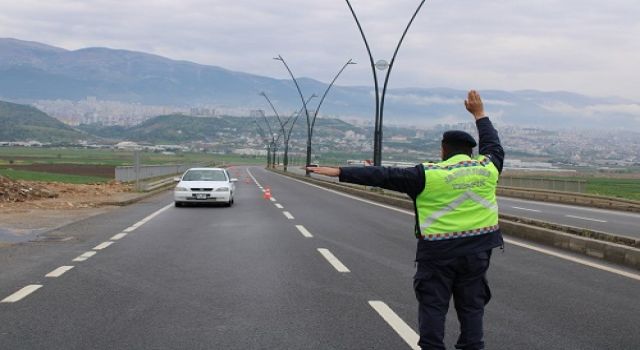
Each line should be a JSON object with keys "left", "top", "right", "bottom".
{"left": 277, "top": 173, "right": 640, "bottom": 282}
{"left": 565, "top": 215, "right": 607, "bottom": 223}
{"left": 110, "top": 233, "right": 127, "bottom": 241}
{"left": 511, "top": 206, "right": 541, "bottom": 213}
{"left": 270, "top": 197, "right": 277, "bottom": 202}
{"left": 123, "top": 203, "right": 173, "bottom": 232}
{"left": 73, "top": 251, "right": 97, "bottom": 262}
{"left": 317, "top": 248, "right": 350, "bottom": 272}
{"left": 275, "top": 203, "right": 284, "bottom": 209}
{"left": 93, "top": 241, "right": 114, "bottom": 250}
{"left": 296, "top": 225, "right": 313, "bottom": 238}
{"left": 369, "top": 301, "right": 420, "bottom": 350}
{"left": 246, "top": 168, "right": 261, "bottom": 187}
{"left": 45, "top": 266, "right": 74, "bottom": 278}
{"left": 283, "top": 211, "right": 294, "bottom": 220}
{"left": 504, "top": 238, "right": 640, "bottom": 282}
{"left": 1, "top": 285, "right": 44, "bottom": 303}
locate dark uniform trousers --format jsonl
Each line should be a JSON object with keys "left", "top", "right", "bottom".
{"left": 413, "top": 250, "right": 492, "bottom": 350}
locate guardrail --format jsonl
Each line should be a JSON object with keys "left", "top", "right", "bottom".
{"left": 115, "top": 164, "right": 205, "bottom": 182}
{"left": 499, "top": 176, "right": 586, "bottom": 193}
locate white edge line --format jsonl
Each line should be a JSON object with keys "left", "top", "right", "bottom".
{"left": 110, "top": 233, "right": 127, "bottom": 241}
{"left": 369, "top": 301, "right": 420, "bottom": 350}
{"left": 283, "top": 211, "right": 294, "bottom": 220}
{"left": 45, "top": 266, "right": 74, "bottom": 278}
{"left": 93, "top": 241, "right": 114, "bottom": 250}
{"left": 296, "top": 225, "right": 313, "bottom": 238}
{"left": 317, "top": 248, "right": 350, "bottom": 272}
{"left": 1, "top": 285, "right": 43, "bottom": 303}
{"left": 276, "top": 172, "right": 640, "bottom": 282}
{"left": 504, "top": 238, "right": 640, "bottom": 281}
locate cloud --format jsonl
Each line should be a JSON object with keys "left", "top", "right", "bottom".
{"left": 0, "top": 0, "right": 638, "bottom": 100}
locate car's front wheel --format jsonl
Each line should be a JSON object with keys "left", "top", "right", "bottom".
{"left": 225, "top": 197, "right": 234, "bottom": 207}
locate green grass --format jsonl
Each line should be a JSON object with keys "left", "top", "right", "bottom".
{"left": 0, "top": 168, "right": 110, "bottom": 184}
{"left": 586, "top": 178, "right": 640, "bottom": 201}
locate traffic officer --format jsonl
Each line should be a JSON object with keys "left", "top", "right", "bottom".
{"left": 307, "top": 90, "right": 504, "bottom": 350}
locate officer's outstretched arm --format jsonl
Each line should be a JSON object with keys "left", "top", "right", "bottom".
{"left": 306, "top": 167, "right": 340, "bottom": 177}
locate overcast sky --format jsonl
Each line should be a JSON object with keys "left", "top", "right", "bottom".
{"left": 1, "top": 0, "right": 639, "bottom": 100}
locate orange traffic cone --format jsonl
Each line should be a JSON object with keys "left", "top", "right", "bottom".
{"left": 263, "top": 188, "right": 271, "bottom": 200}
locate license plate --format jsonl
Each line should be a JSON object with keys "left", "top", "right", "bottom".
{"left": 194, "top": 194, "right": 209, "bottom": 200}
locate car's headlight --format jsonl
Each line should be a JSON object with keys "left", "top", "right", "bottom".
{"left": 175, "top": 187, "right": 188, "bottom": 191}
{"left": 215, "top": 187, "right": 230, "bottom": 192}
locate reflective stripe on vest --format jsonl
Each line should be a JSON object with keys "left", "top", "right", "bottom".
{"left": 416, "top": 154, "right": 499, "bottom": 241}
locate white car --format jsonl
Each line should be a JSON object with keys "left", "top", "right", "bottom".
{"left": 174, "top": 168, "right": 237, "bottom": 207}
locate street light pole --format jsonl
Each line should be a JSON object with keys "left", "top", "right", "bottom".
{"left": 274, "top": 55, "right": 355, "bottom": 175}
{"left": 261, "top": 92, "right": 317, "bottom": 172}
{"left": 345, "top": 0, "right": 426, "bottom": 166}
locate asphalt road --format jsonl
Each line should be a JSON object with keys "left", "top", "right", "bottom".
{"left": 289, "top": 167, "right": 640, "bottom": 238}
{"left": 0, "top": 165, "right": 638, "bottom": 349}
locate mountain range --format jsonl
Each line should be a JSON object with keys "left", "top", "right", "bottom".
{"left": 0, "top": 38, "right": 638, "bottom": 130}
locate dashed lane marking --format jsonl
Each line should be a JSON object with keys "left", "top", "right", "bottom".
{"left": 110, "top": 233, "right": 127, "bottom": 241}
{"left": 565, "top": 215, "right": 607, "bottom": 223}
{"left": 270, "top": 197, "right": 277, "bottom": 202}
{"left": 73, "top": 251, "right": 97, "bottom": 262}
{"left": 1, "top": 285, "right": 43, "bottom": 303}
{"left": 369, "top": 301, "right": 420, "bottom": 350}
{"left": 275, "top": 203, "right": 284, "bottom": 209}
{"left": 45, "top": 266, "right": 74, "bottom": 278}
{"left": 283, "top": 211, "right": 294, "bottom": 220}
{"left": 123, "top": 203, "right": 173, "bottom": 232}
{"left": 317, "top": 248, "right": 350, "bottom": 273}
{"left": 93, "top": 241, "right": 114, "bottom": 250}
{"left": 511, "top": 206, "right": 541, "bottom": 213}
{"left": 296, "top": 225, "right": 313, "bottom": 238}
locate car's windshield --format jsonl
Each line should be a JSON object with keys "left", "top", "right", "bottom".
{"left": 182, "top": 170, "right": 227, "bottom": 182}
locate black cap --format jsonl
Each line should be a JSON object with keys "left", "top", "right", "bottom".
{"left": 442, "top": 130, "right": 477, "bottom": 148}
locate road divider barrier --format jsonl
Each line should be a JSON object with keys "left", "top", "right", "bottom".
{"left": 271, "top": 169, "right": 640, "bottom": 271}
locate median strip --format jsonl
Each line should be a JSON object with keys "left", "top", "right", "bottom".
{"left": 317, "top": 248, "right": 350, "bottom": 272}
{"left": 1, "top": 285, "right": 43, "bottom": 303}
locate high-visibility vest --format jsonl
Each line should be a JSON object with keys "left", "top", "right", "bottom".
{"left": 415, "top": 154, "right": 499, "bottom": 241}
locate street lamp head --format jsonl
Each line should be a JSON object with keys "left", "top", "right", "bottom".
{"left": 375, "top": 59, "right": 389, "bottom": 71}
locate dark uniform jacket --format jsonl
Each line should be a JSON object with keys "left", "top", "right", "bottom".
{"left": 339, "top": 118, "right": 504, "bottom": 261}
